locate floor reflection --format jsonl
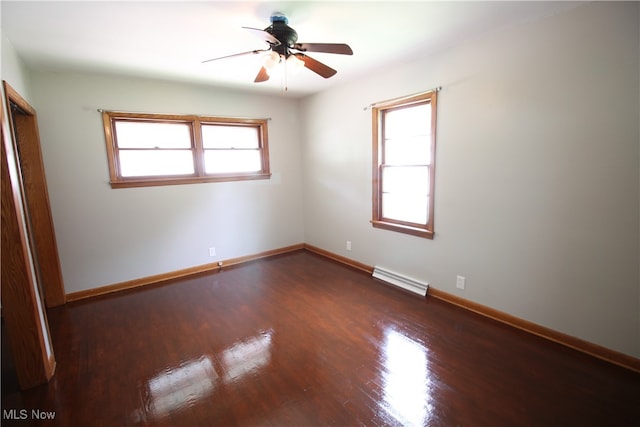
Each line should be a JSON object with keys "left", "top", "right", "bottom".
{"left": 221, "top": 329, "right": 273, "bottom": 382}
{"left": 134, "top": 356, "right": 218, "bottom": 422}
{"left": 133, "top": 330, "right": 273, "bottom": 422}
{"left": 382, "top": 328, "right": 432, "bottom": 426}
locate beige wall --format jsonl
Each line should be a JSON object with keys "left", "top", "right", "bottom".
{"left": 301, "top": 2, "right": 640, "bottom": 357}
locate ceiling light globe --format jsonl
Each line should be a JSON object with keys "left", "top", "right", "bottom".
{"left": 264, "top": 51, "right": 281, "bottom": 70}
{"left": 286, "top": 55, "right": 305, "bottom": 74}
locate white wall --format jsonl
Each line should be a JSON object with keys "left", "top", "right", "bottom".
{"left": 301, "top": 2, "right": 640, "bottom": 357}
{"left": 30, "top": 71, "right": 304, "bottom": 294}
{"left": 1, "top": 33, "right": 33, "bottom": 102}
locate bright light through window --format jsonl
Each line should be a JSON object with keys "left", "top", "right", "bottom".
{"left": 202, "top": 124, "right": 262, "bottom": 174}
{"left": 204, "top": 150, "right": 261, "bottom": 174}
{"left": 382, "top": 104, "right": 432, "bottom": 224}
{"left": 202, "top": 125, "right": 259, "bottom": 149}
{"left": 119, "top": 150, "right": 194, "bottom": 177}
{"left": 114, "top": 121, "right": 192, "bottom": 149}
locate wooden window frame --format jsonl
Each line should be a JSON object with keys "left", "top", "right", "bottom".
{"left": 102, "top": 111, "right": 271, "bottom": 188}
{"left": 371, "top": 91, "right": 437, "bottom": 239}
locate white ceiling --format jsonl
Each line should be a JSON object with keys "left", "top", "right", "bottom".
{"left": 1, "top": 1, "right": 581, "bottom": 98}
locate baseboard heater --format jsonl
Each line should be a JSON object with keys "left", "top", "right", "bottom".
{"left": 372, "top": 266, "right": 428, "bottom": 297}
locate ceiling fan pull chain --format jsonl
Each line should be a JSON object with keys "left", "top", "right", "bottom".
{"left": 282, "top": 57, "right": 286, "bottom": 92}
{"left": 282, "top": 59, "right": 289, "bottom": 94}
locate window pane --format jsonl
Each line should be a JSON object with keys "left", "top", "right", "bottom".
{"left": 384, "top": 104, "right": 431, "bottom": 140}
{"left": 115, "top": 121, "right": 192, "bottom": 149}
{"left": 382, "top": 193, "right": 429, "bottom": 225}
{"left": 382, "top": 166, "right": 429, "bottom": 196}
{"left": 202, "top": 125, "right": 260, "bottom": 149}
{"left": 119, "top": 150, "right": 194, "bottom": 177}
{"left": 204, "top": 150, "right": 261, "bottom": 174}
{"left": 385, "top": 135, "right": 431, "bottom": 165}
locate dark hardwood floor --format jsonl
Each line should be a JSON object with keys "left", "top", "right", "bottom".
{"left": 2, "top": 250, "right": 639, "bottom": 426}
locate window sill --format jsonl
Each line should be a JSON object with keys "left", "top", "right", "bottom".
{"left": 109, "top": 173, "right": 271, "bottom": 189}
{"left": 371, "top": 220, "right": 434, "bottom": 239}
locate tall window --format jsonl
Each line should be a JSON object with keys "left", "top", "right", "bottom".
{"left": 102, "top": 111, "right": 270, "bottom": 188}
{"left": 372, "top": 91, "right": 437, "bottom": 239}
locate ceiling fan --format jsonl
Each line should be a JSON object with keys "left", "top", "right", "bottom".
{"left": 203, "top": 13, "right": 353, "bottom": 83}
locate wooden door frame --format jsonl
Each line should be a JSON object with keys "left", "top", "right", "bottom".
{"left": 1, "top": 82, "right": 57, "bottom": 389}
{"left": 3, "top": 81, "right": 65, "bottom": 307}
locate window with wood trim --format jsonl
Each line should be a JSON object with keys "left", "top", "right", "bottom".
{"left": 102, "top": 111, "right": 270, "bottom": 188}
{"left": 372, "top": 91, "right": 437, "bottom": 239}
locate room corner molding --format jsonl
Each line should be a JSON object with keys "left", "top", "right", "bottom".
{"left": 303, "top": 244, "right": 374, "bottom": 274}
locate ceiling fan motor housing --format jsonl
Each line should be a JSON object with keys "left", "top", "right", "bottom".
{"left": 268, "top": 14, "right": 297, "bottom": 56}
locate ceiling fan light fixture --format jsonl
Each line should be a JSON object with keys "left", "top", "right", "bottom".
{"left": 263, "top": 51, "right": 281, "bottom": 74}
{"left": 286, "top": 54, "right": 305, "bottom": 74}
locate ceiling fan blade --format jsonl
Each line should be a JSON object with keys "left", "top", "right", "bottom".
{"left": 295, "top": 53, "right": 337, "bottom": 79}
{"left": 254, "top": 66, "right": 270, "bottom": 83}
{"left": 202, "top": 49, "right": 267, "bottom": 64}
{"left": 293, "top": 43, "right": 353, "bottom": 55}
{"left": 242, "top": 27, "right": 281, "bottom": 46}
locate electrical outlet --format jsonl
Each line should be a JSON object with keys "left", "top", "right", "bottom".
{"left": 209, "top": 247, "right": 216, "bottom": 257}
{"left": 456, "top": 275, "right": 466, "bottom": 290}
{"left": 346, "top": 241, "right": 352, "bottom": 251}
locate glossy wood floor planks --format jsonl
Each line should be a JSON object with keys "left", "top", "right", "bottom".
{"left": 2, "top": 251, "right": 639, "bottom": 426}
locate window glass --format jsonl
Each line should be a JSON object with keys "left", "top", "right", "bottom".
{"left": 204, "top": 150, "right": 262, "bottom": 174}
{"left": 114, "top": 121, "right": 192, "bottom": 149}
{"left": 384, "top": 104, "right": 431, "bottom": 140}
{"left": 202, "top": 125, "right": 260, "bottom": 149}
{"left": 382, "top": 194, "right": 428, "bottom": 224}
{"left": 384, "top": 139, "right": 431, "bottom": 166}
{"left": 382, "top": 166, "right": 429, "bottom": 196}
{"left": 119, "top": 151, "right": 195, "bottom": 177}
